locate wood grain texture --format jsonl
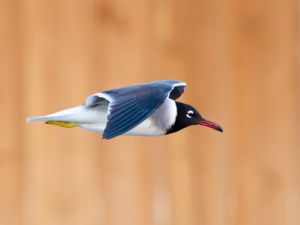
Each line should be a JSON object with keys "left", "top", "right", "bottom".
{"left": 0, "top": 0, "right": 299, "bottom": 225}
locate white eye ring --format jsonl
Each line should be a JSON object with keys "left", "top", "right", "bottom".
{"left": 186, "top": 110, "right": 194, "bottom": 118}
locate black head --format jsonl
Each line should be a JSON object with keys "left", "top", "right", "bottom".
{"left": 166, "top": 102, "right": 223, "bottom": 134}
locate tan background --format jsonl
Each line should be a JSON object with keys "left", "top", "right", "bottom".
{"left": 1, "top": 0, "right": 300, "bottom": 225}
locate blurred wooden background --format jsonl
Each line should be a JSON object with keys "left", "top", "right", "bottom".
{"left": 0, "top": 0, "right": 299, "bottom": 224}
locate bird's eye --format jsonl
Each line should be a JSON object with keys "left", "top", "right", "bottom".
{"left": 186, "top": 110, "right": 194, "bottom": 118}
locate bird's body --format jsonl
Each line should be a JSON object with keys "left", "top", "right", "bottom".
{"left": 27, "top": 80, "right": 222, "bottom": 139}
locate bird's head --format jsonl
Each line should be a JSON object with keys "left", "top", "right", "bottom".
{"left": 167, "top": 102, "right": 223, "bottom": 134}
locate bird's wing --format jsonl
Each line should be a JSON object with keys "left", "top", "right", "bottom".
{"left": 87, "top": 80, "right": 186, "bottom": 139}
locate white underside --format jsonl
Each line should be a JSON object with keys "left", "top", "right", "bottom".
{"left": 27, "top": 98, "right": 177, "bottom": 137}
{"left": 80, "top": 98, "right": 177, "bottom": 136}
{"left": 124, "top": 98, "right": 177, "bottom": 136}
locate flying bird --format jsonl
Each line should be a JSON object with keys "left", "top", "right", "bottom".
{"left": 27, "top": 80, "right": 223, "bottom": 139}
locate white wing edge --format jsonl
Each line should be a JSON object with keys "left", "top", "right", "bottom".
{"left": 172, "top": 81, "right": 187, "bottom": 88}
{"left": 85, "top": 92, "right": 114, "bottom": 117}
{"left": 85, "top": 92, "right": 113, "bottom": 105}
{"left": 166, "top": 81, "right": 187, "bottom": 99}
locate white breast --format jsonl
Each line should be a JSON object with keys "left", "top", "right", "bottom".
{"left": 125, "top": 98, "right": 177, "bottom": 136}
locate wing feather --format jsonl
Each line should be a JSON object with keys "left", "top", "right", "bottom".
{"left": 96, "top": 80, "right": 186, "bottom": 139}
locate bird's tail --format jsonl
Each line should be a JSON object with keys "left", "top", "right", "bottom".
{"left": 26, "top": 105, "right": 87, "bottom": 128}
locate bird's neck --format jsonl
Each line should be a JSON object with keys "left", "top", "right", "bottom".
{"left": 166, "top": 102, "right": 186, "bottom": 135}
{"left": 166, "top": 120, "right": 182, "bottom": 134}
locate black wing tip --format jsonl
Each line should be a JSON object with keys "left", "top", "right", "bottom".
{"left": 102, "top": 129, "right": 121, "bottom": 139}
{"left": 169, "top": 82, "right": 186, "bottom": 100}
{"left": 102, "top": 133, "right": 114, "bottom": 140}
{"left": 102, "top": 136, "right": 112, "bottom": 140}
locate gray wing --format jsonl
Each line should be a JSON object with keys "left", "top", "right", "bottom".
{"left": 88, "top": 80, "right": 186, "bottom": 139}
